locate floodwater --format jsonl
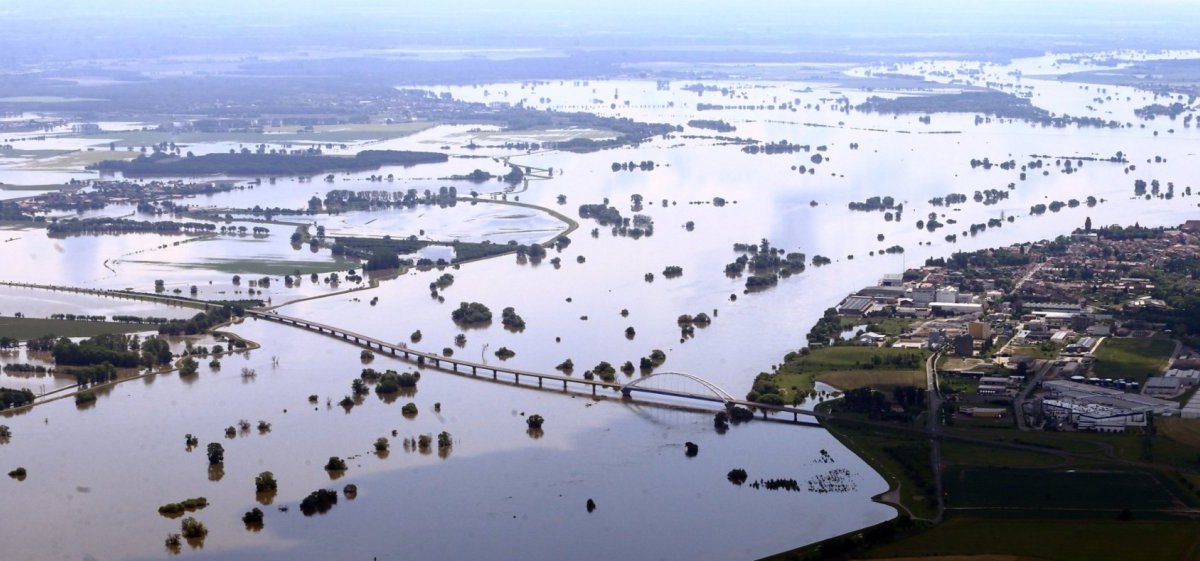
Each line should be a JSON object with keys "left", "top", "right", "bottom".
{"left": 0, "top": 318, "right": 892, "bottom": 561}
{"left": 3, "top": 49, "right": 1200, "bottom": 560}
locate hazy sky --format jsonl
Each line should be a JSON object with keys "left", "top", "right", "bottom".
{"left": 2, "top": 0, "right": 1198, "bottom": 65}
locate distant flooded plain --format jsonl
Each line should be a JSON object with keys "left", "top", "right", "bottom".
{"left": 3, "top": 50, "right": 1200, "bottom": 559}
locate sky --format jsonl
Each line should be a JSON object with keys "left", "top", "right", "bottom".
{"left": 1, "top": 0, "right": 1198, "bottom": 65}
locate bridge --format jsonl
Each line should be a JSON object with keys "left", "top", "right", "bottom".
{"left": 249, "top": 311, "right": 823, "bottom": 421}
{"left": 1, "top": 280, "right": 823, "bottom": 422}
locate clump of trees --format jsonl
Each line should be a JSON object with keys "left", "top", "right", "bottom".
{"left": 324, "top": 457, "right": 347, "bottom": 472}
{"left": 452, "top": 302, "right": 492, "bottom": 324}
{"left": 299, "top": 489, "right": 339, "bottom": 516}
{"left": 0, "top": 387, "right": 34, "bottom": 410}
{"left": 526, "top": 414, "right": 544, "bottom": 429}
{"left": 727, "top": 469, "right": 748, "bottom": 485}
{"left": 179, "top": 517, "right": 207, "bottom": 540}
{"left": 364, "top": 249, "right": 402, "bottom": 271}
{"left": 158, "top": 497, "right": 209, "bottom": 516}
{"left": 495, "top": 347, "right": 515, "bottom": 359}
{"left": 207, "top": 443, "right": 224, "bottom": 465}
{"left": 242, "top": 507, "right": 264, "bottom": 527}
{"left": 590, "top": 361, "right": 617, "bottom": 382}
{"left": 255, "top": 471, "right": 277, "bottom": 493}
{"left": 501, "top": 307, "right": 526, "bottom": 330}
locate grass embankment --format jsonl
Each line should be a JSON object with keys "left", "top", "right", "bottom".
{"left": 0, "top": 317, "right": 160, "bottom": 339}
{"left": 766, "top": 347, "right": 929, "bottom": 400}
{"left": 864, "top": 518, "right": 1200, "bottom": 561}
{"left": 821, "top": 415, "right": 938, "bottom": 520}
{"left": 1091, "top": 337, "right": 1175, "bottom": 383}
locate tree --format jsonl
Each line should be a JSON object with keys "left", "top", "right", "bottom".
{"left": 253, "top": 471, "right": 277, "bottom": 494}
{"left": 179, "top": 357, "right": 199, "bottom": 376}
{"left": 1085, "top": 216, "right": 1092, "bottom": 233}
{"left": 364, "top": 249, "right": 401, "bottom": 271}
{"left": 206, "top": 443, "right": 224, "bottom": 465}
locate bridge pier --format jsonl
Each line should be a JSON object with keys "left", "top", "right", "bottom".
{"left": 515, "top": 373, "right": 520, "bottom": 384}
{"left": 492, "top": 370, "right": 497, "bottom": 380}
{"left": 563, "top": 380, "right": 567, "bottom": 391}
{"left": 538, "top": 377, "right": 542, "bottom": 388}
{"left": 592, "top": 385, "right": 596, "bottom": 396}
{"left": 471, "top": 366, "right": 476, "bottom": 376}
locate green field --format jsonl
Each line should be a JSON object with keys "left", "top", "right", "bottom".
{"left": 0, "top": 317, "right": 160, "bottom": 339}
{"left": 840, "top": 316, "right": 916, "bottom": 337}
{"left": 818, "top": 369, "right": 927, "bottom": 391}
{"left": 944, "top": 465, "right": 1179, "bottom": 512}
{"left": 940, "top": 440, "right": 1064, "bottom": 468}
{"left": 866, "top": 518, "right": 1200, "bottom": 561}
{"left": 765, "top": 346, "right": 929, "bottom": 399}
{"left": 1092, "top": 337, "right": 1175, "bottom": 383}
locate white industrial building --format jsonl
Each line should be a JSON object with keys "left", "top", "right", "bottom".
{"left": 1042, "top": 399, "right": 1148, "bottom": 432}
{"left": 1042, "top": 379, "right": 1180, "bottom": 419}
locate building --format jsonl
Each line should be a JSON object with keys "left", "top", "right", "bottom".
{"left": 911, "top": 286, "right": 936, "bottom": 305}
{"left": 935, "top": 286, "right": 959, "bottom": 303}
{"left": 954, "top": 334, "right": 974, "bottom": 357}
{"left": 931, "top": 302, "right": 983, "bottom": 314}
{"left": 960, "top": 406, "right": 1006, "bottom": 418}
{"left": 1065, "top": 337, "right": 1097, "bottom": 354}
{"left": 880, "top": 273, "right": 904, "bottom": 287}
{"left": 71, "top": 123, "right": 101, "bottom": 134}
{"left": 1042, "top": 380, "right": 1180, "bottom": 418}
{"left": 1164, "top": 369, "right": 1200, "bottom": 387}
{"left": 978, "top": 376, "right": 1014, "bottom": 395}
{"left": 837, "top": 296, "right": 874, "bottom": 317}
{"left": 1042, "top": 399, "right": 1148, "bottom": 432}
{"left": 1143, "top": 376, "right": 1185, "bottom": 398}
{"left": 968, "top": 321, "right": 992, "bottom": 340}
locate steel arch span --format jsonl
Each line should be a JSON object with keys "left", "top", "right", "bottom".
{"left": 619, "top": 372, "right": 736, "bottom": 403}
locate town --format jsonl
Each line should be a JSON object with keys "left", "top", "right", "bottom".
{"left": 823, "top": 219, "right": 1200, "bottom": 432}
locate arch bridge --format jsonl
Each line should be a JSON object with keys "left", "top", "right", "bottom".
{"left": 620, "top": 371, "right": 737, "bottom": 405}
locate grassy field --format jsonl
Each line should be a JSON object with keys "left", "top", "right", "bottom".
{"left": 770, "top": 346, "right": 929, "bottom": 397}
{"left": 840, "top": 316, "right": 917, "bottom": 336}
{"left": 0, "top": 317, "right": 159, "bottom": 339}
{"left": 948, "top": 425, "right": 1200, "bottom": 466}
{"left": 866, "top": 518, "right": 1200, "bottom": 561}
{"left": 818, "top": 369, "right": 927, "bottom": 391}
{"left": 1092, "top": 337, "right": 1175, "bottom": 383}
{"left": 17, "top": 150, "right": 134, "bottom": 171}
{"left": 1160, "top": 418, "right": 1200, "bottom": 449}
{"left": 944, "top": 465, "right": 1180, "bottom": 512}
{"left": 939, "top": 440, "right": 1063, "bottom": 468}
{"left": 1007, "top": 341, "right": 1062, "bottom": 360}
